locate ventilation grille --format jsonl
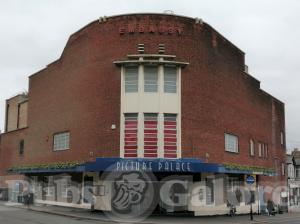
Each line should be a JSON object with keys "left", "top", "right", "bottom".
{"left": 158, "top": 44, "right": 165, "bottom": 54}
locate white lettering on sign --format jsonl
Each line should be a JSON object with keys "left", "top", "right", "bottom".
{"left": 115, "top": 161, "right": 192, "bottom": 172}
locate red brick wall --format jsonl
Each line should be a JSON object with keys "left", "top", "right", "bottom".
{"left": 0, "top": 128, "right": 28, "bottom": 186}
{"left": 0, "top": 14, "right": 286, "bottom": 182}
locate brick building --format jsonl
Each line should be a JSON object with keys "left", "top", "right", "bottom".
{"left": 0, "top": 13, "right": 287, "bottom": 216}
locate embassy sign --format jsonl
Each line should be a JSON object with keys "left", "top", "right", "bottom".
{"left": 119, "top": 23, "right": 183, "bottom": 36}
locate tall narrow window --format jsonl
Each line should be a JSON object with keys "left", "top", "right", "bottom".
{"left": 206, "top": 178, "right": 214, "bottom": 205}
{"left": 144, "top": 66, "right": 158, "bottom": 92}
{"left": 53, "top": 132, "right": 70, "bottom": 151}
{"left": 282, "top": 163, "right": 285, "bottom": 176}
{"left": 280, "top": 131, "right": 284, "bottom": 146}
{"left": 250, "top": 139, "right": 255, "bottom": 156}
{"left": 258, "top": 143, "right": 262, "bottom": 157}
{"left": 46, "top": 176, "right": 54, "bottom": 196}
{"left": 164, "top": 67, "right": 177, "bottom": 93}
{"left": 19, "top": 140, "right": 24, "bottom": 155}
{"left": 124, "top": 113, "right": 138, "bottom": 158}
{"left": 144, "top": 113, "right": 158, "bottom": 158}
{"left": 225, "top": 134, "right": 239, "bottom": 153}
{"left": 164, "top": 114, "right": 177, "bottom": 158}
{"left": 5, "top": 104, "right": 9, "bottom": 132}
{"left": 60, "top": 177, "right": 71, "bottom": 198}
{"left": 227, "top": 177, "right": 242, "bottom": 205}
{"left": 124, "top": 67, "right": 138, "bottom": 93}
{"left": 296, "top": 167, "right": 300, "bottom": 178}
{"left": 265, "top": 144, "right": 268, "bottom": 158}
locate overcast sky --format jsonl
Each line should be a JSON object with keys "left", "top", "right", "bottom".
{"left": 0, "top": 0, "right": 299, "bottom": 151}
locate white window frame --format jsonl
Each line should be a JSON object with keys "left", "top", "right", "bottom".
{"left": 144, "top": 66, "right": 158, "bottom": 93}
{"left": 225, "top": 133, "right": 239, "bottom": 153}
{"left": 53, "top": 132, "right": 70, "bottom": 151}
{"left": 124, "top": 66, "right": 139, "bottom": 93}
{"left": 164, "top": 66, "right": 177, "bottom": 93}
{"left": 250, "top": 139, "right": 255, "bottom": 156}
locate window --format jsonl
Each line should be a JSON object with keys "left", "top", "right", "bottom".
{"left": 296, "top": 167, "right": 300, "bottom": 179}
{"left": 60, "top": 177, "right": 71, "bottom": 198}
{"left": 249, "top": 139, "right": 255, "bottom": 156}
{"left": 280, "top": 131, "right": 284, "bottom": 146}
{"left": 144, "top": 113, "right": 158, "bottom": 158}
{"left": 5, "top": 104, "right": 9, "bottom": 132}
{"left": 164, "top": 114, "right": 177, "bottom": 158}
{"left": 53, "top": 132, "right": 70, "bottom": 151}
{"left": 198, "top": 188, "right": 204, "bottom": 202}
{"left": 96, "top": 185, "right": 106, "bottom": 196}
{"left": 206, "top": 178, "right": 214, "bottom": 205}
{"left": 124, "top": 113, "right": 138, "bottom": 158}
{"left": 19, "top": 139, "right": 24, "bottom": 155}
{"left": 164, "top": 67, "right": 177, "bottom": 93}
{"left": 282, "top": 163, "right": 285, "bottom": 176}
{"left": 46, "top": 176, "right": 54, "bottom": 196}
{"left": 258, "top": 143, "right": 268, "bottom": 158}
{"left": 227, "top": 177, "right": 242, "bottom": 205}
{"left": 124, "top": 67, "right": 138, "bottom": 93}
{"left": 225, "top": 134, "right": 239, "bottom": 153}
{"left": 265, "top": 144, "right": 268, "bottom": 158}
{"left": 144, "top": 66, "right": 158, "bottom": 92}
{"left": 247, "top": 191, "right": 256, "bottom": 205}
{"left": 258, "top": 143, "right": 262, "bottom": 157}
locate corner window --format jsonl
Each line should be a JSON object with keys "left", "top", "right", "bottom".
{"left": 19, "top": 139, "right": 24, "bottom": 155}
{"left": 144, "top": 66, "right": 158, "bottom": 92}
{"left": 124, "top": 67, "right": 138, "bottom": 93}
{"left": 53, "top": 132, "right": 70, "bottom": 151}
{"left": 164, "top": 67, "right": 177, "bottom": 93}
{"left": 225, "top": 133, "right": 239, "bottom": 153}
{"left": 249, "top": 139, "right": 255, "bottom": 156}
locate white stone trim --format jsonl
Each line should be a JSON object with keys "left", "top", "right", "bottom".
{"left": 120, "top": 63, "right": 182, "bottom": 159}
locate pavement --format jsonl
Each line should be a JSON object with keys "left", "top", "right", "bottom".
{"left": 1, "top": 201, "right": 300, "bottom": 224}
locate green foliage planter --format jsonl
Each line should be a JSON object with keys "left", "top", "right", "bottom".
{"left": 223, "top": 163, "right": 276, "bottom": 176}
{"left": 7, "top": 161, "right": 82, "bottom": 173}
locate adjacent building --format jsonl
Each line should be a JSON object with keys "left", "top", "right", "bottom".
{"left": 287, "top": 149, "right": 300, "bottom": 212}
{"left": 0, "top": 13, "right": 287, "bottom": 216}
